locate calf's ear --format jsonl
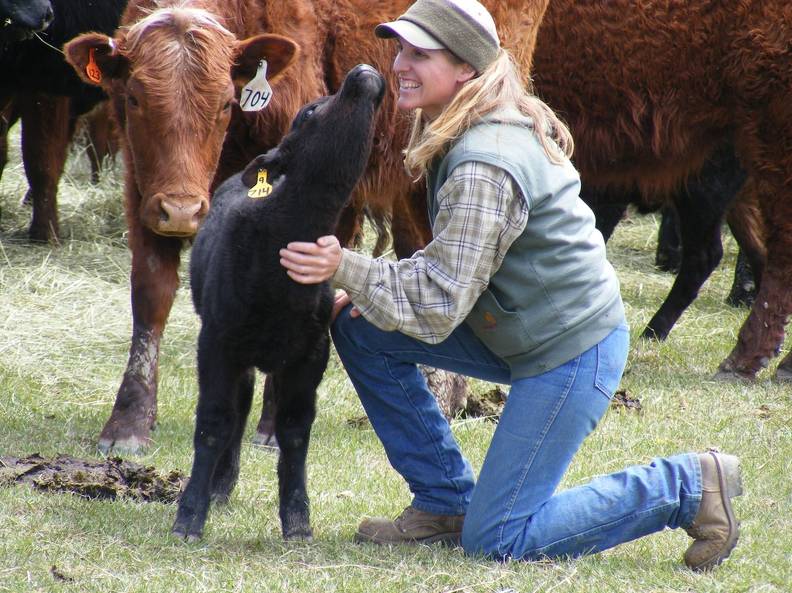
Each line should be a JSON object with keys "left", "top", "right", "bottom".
{"left": 64, "top": 33, "right": 128, "bottom": 87}
{"left": 233, "top": 34, "right": 300, "bottom": 88}
{"left": 242, "top": 149, "right": 282, "bottom": 187}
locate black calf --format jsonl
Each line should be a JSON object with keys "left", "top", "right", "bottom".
{"left": 172, "top": 64, "right": 385, "bottom": 542}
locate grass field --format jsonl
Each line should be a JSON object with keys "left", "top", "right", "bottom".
{"left": 0, "top": 125, "right": 789, "bottom": 593}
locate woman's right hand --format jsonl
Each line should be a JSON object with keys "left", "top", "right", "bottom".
{"left": 332, "top": 289, "right": 361, "bottom": 322}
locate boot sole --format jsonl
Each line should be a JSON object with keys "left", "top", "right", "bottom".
{"left": 688, "top": 452, "right": 744, "bottom": 572}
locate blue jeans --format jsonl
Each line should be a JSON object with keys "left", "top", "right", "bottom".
{"left": 331, "top": 309, "right": 702, "bottom": 560}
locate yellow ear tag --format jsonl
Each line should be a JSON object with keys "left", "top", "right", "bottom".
{"left": 248, "top": 168, "right": 273, "bottom": 199}
{"left": 86, "top": 47, "right": 102, "bottom": 84}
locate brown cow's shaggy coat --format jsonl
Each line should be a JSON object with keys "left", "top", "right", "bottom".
{"left": 524, "top": 0, "right": 792, "bottom": 380}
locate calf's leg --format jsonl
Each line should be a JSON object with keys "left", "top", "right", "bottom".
{"left": 173, "top": 331, "right": 247, "bottom": 541}
{"left": 272, "top": 343, "right": 327, "bottom": 541}
{"left": 211, "top": 368, "right": 255, "bottom": 503}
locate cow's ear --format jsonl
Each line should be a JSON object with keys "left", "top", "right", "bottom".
{"left": 233, "top": 34, "right": 299, "bottom": 87}
{"left": 64, "top": 33, "right": 128, "bottom": 87}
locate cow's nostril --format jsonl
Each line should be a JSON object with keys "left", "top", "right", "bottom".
{"left": 159, "top": 204, "right": 170, "bottom": 223}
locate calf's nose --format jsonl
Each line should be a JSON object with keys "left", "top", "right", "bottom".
{"left": 153, "top": 194, "right": 208, "bottom": 237}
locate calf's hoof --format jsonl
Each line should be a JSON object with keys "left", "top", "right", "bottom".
{"left": 252, "top": 430, "right": 279, "bottom": 450}
{"left": 283, "top": 526, "right": 313, "bottom": 542}
{"left": 172, "top": 516, "right": 205, "bottom": 543}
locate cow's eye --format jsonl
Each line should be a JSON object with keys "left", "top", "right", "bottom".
{"left": 222, "top": 100, "right": 232, "bottom": 111}
{"left": 127, "top": 94, "right": 139, "bottom": 108}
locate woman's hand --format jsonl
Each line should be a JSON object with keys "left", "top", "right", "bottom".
{"left": 279, "top": 235, "right": 342, "bottom": 284}
{"left": 331, "top": 289, "right": 361, "bottom": 322}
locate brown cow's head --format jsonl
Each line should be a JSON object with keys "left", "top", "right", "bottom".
{"left": 65, "top": 7, "right": 298, "bottom": 237}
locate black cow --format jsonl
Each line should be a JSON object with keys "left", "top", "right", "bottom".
{"left": 0, "top": 0, "right": 53, "bottom": 43}
{"left": 587, "top": 142, "right": 749, "bottom": 340}
{"left": 172, "top": 64, "right": 385, "bottom": 542}
{"left": 0, "top": 0, "right": 126, "bottom": 242}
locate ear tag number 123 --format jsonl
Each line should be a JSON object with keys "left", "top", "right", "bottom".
{"left": 240, "top": 60, "right": 273, "bottom": 112}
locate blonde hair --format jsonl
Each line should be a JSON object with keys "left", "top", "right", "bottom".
{"left": 403, "top": 49, "right": 574, "bottom": 179}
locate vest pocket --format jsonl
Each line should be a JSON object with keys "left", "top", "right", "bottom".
{"left": 465, "top": 290, "right": 536, "bottom": 359}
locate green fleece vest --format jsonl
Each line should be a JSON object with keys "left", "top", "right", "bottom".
{"left": 427, "top": 113, "right": 625, "bottom": 378}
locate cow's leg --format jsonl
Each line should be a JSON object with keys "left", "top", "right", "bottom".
{"left": 587, "top": 192, "right": 628, "bottom": 243}
{"left": 717, "top": 260, "right": 792, "bottom": 380}
{"left": 655, "top": 206, "right": 682, "bottom": 272}
{"left": 0, "top": 98, "right": 19, "bottom": 183}
{"left": 98, "top": 228, "right": 182, "bottom": 454}
{"left": 725, "top": 191, "right": 764, "bottom": 308}
{"left": 20, "top": 93, "right": 75, "bottom": 243}
{"left": 211, "top": 368, "right": 255, "bottom": 503}
{"left": 173, "top": 329, "right": 245, "bottom": 541}
{"left": 642, "top": 145, "right": 746, "bottom": 339}
{"left": 84, "top": 102, "right": 118, "bottom": 184}
{"left": 253, "top": 374, "right": 278, "bottom": 448}
{"left": 726, "top": 249, "right": 756, "bottom": 308}
{"left": 273, "top": 338, "right": 327, "bottom": 541}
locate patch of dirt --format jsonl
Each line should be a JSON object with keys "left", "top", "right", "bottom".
{"left": 461, "top": 386, "right": 507, "bottom": 421}
{"left": 0, "top": 454, "right": 186, "bottom": 503}
{"left": 611, "top": 389, "right": 643, "bottom": 412}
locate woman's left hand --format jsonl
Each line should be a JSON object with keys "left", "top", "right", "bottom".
{"left": 280, "top": 235, "right": 343, "bottom": 284}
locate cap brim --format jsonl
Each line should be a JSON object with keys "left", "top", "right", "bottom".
{"left": 374, "top": 20, "right": 445, "bottom": 50}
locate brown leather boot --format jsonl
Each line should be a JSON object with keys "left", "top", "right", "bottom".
{"left": 684, "top": 450, "right": 743, "bottom": 571}
{"left": 354, "top": 505, "right": 464, "bottom": 546}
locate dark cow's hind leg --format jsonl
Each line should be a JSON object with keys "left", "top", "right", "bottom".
{"left": 173, "top": 330, "right": 245, "bottom": 541}
{"left": 273, "top": 340, "right": 327, "bottom": 541}
{"left": 655, "top": 206, "right": 682, "bottom": 272}
{"left": 642, "top": 145, "right": 746, "bottom": 339}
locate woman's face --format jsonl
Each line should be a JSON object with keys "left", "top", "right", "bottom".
{"left": 392, "top": 38, "right": 475, "bottom": 119}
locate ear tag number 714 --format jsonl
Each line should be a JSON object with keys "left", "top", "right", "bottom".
{"left": 240, "top": 60, "right": 273, "bottom": 112}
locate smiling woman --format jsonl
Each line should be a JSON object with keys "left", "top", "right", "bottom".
{"left": 279, "top": 0, "right": 745, "bottom": 571}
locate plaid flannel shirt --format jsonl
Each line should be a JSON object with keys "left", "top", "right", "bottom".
{"left": 332, "top": 160, "right": 529, "bottom": 343}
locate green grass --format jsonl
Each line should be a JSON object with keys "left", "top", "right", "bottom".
{"left": 0, "top": 123, "right": 790, "bottom": 593}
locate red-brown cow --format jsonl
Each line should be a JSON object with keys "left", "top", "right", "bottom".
{"left": 65, "top": 0, "right": 548, "bottom": 453}
{"left": 524, "top": 0, "right": 792, "bottom": 382}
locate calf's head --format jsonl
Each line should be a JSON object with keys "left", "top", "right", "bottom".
{"left": 65, "top": 7, "right": 298, "bottom": 237}
{"left": 0, "top": 0, "right": 53, "bottom": 41}
{"left": 242, "top": 64, "right": 386, "bottom": 205}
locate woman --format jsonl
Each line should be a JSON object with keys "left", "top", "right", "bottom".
{"left": 279, "top": 0, "right": 742, "bottom": 571}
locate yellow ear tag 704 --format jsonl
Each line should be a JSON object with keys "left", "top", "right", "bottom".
{"left": 86, "top": 47, "right": 102, "bottom": 84}
{"left": 248, "top": 168, "right": 273, "bottom": 199}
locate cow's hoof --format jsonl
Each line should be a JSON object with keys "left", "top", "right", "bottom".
{"left": 172, "top": 522, "right": 203, "bottom": 543}
{"left": 283, "top": 528, "right": 313, "bottom": 542}
{"left": 252, "top": 430, "right": 279, "bottom": 450}
{"left": 772, "top": 366, "right": 792, "bottom": 382}
{"left": 97, "top": 434, "right": 149, "bottom": 456}
{"left": 712, "top": 369, "right": 755, "bottom": 383}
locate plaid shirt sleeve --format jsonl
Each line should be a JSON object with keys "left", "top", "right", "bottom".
{"left": 332, "top": 161, "right": 529, "bottom": 343}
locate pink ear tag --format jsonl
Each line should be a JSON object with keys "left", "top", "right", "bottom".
{"left": 240, "top": 60, "right": 273, "bottom": 112}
